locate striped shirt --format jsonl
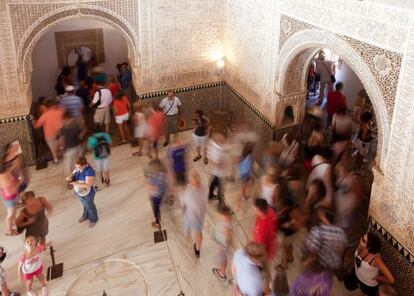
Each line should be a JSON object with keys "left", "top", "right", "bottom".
{"left": 60, "top": 94, "right": 84, "bottom": 117}
{"left": 306, "top": 223, "right": 346, "bottom": 270}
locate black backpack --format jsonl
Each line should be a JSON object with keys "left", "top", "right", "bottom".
{"left": 95, "top": 136, "right": 110, "bottom": 158}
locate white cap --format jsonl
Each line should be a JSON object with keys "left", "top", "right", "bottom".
{"left": 65, "top": 85, "right": 75, "bottom": 92}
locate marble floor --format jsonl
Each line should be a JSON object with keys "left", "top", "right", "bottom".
{"left": 0, "top": 130, "right": 357, "bottom": 295}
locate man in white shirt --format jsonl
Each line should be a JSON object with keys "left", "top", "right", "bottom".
{"left": 90, "top": 80, "right": 113, "bottom": 133}
{"left": 159, "top": 90, "right": 182, "bottom": 146}
{"left": 232, "top": 242, "right": 269, "bottom": 296}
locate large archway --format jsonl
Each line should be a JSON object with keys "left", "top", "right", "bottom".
{"left": 276, "top": 29, "right": 389, "bottom": 169}
{"left": 17, "top": 4, "right": 141, "bottom": 106}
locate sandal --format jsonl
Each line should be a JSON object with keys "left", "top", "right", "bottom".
{"left": 193, "top": 155, "right": 202, "bottom": 162}
{"left": 147, "top": 153, "right": 153, "bottom": 159}
{"left": 132, "top": 152, "right": 142, "bottom": 156}
{"left": 212, "top": 268, "right": 226, "bottom": 279}
{"left": 204, "top": 158, "right": 208, "bottom": 165}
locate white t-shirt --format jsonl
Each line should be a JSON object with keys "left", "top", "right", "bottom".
{"left": 159, "top": 96, "right": 181, "bottom": 116}
{"left": 180, "top": 184, "right": 207, "bottom": 225}
{"left": 233, "top": 249, "right": 264, "bottom": 296}
{"left": 92, "top": 88, "right": 113, "bottom": 108}
{"left": 207, "top": 139, "right": 224, "bottom": 177}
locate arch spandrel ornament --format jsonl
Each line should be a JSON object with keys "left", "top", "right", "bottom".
{"left": 277, "top": 29, "right": 391, "bottom": 169}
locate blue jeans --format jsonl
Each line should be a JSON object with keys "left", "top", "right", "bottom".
{"left": 77, "top": 189, "right": 98, "bottom": 223}
{"left": 150, "top": 196, "right": 163, "bottom": 223}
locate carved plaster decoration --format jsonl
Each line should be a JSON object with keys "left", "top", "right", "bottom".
{"left": 55, "top": 28, "right": 105, "bottom": 68}
{"left": 274, "top": 92, "right": 307, "bottom": 128}
{"left": 277, "top": 28, "right": 390, "bottom": 169}
{"left": 278, "top": 16, "right": 402, "bottom": 122}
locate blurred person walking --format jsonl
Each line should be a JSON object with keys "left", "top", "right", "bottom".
{"left": 147, "top": 104, "right": 164, "bottom": 159}
{"left": 212, "top": 202, "right": 233, "bottom": 279}
{"left": 180, "top": 170, "right": 207, "bottom": 258}
{"left": 87, "top": 127, "right": 112, "bottom": 186}
{"left": 192, "top": 109, "right": 209, "bottom": 164}
{"left": 57, "top": 113, "right": 84, "bottom": 177}
{"left": 207, "top": 132, "right": 226, "bottom": 200}
{"left": 32, "top": 100, "right": 65, "bottom": 163}
{"left": 232, "top": 242, "right": 271, "bottom": 296}
{"left": 252, "top": 198, "right": 277, "bottom": 261}
{"left": 235, "top": 142, "right": 255, "bottom": 211}
{"left": 145, "top": 159, "right": 167, "bottom": 228}
{"left": 132, "top": 102, "right": 147, "bottom": 156}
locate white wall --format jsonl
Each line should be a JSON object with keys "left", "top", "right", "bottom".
{"left": 335, "top": 60, "right": 364, "bottom": 109}
{"left": 31, "top": 18, "right": 128, "bottom": 102}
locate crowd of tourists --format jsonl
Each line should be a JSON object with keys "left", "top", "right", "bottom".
{"left": 0, "top": 55, "right": 398, "bottom": 296}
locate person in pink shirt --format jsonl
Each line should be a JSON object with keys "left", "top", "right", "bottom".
{"left": 252, "top": 198, "right": 278, "bottom": 260}
{"left": 33, "top": 100, "right": 64, "bottom": 163}
{"left": 147, "top": 103, "right": 165, "bottom": 159}
{"left": 18, "top": 236, "right": 47, "bottom": 296}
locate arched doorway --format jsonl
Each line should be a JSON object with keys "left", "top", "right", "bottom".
{"left": 276, "top": 29, "right": 389, "bottom": 169}
{"left": 17, "top": 5, "right": 141, "bottom": 107}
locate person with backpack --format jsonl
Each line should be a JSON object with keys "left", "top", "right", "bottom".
{"left": 90, "top": 78, "right": 113, "bottom": 133}
{"left": 87, "top": 127, "right": 112, "bottom": 186}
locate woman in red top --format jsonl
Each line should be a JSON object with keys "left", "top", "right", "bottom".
{"left": 147, "top": 103, "right": 165, "bottom": 159}
{"left": 113, "top": 90, "right": 131, "bottom": 143}
{"left": 252, "top": 198, "right": 277, "bottom": 260}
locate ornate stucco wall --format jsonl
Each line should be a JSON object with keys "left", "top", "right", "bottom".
{"left": 0, "top": 0, "right": 413, "bottom": 265}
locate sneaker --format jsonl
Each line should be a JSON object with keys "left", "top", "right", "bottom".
{"left": 78, "top": 217, "right": 87, "bottom": 223}
{"left": 41, "top": 286, "right": 48, "bottom": 296}
{"left": 89, "top": 222, "right": 97, "bottom": 228}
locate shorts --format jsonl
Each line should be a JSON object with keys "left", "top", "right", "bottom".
{"left": 115, "top": 113, "right": 129, "bottom": 124}
{"left": 23, "top": 265, "right": 43, "bottom": 280}
{"left": 2, "top": 195, "right": 19, "bottom": 208}
{"left": 94, "top": 106, "right": 111, "bottom": 124}
{"left": 192, "top": 134, "right": 208, "bottom": 149}
{"left": 95, "top": 157, "right": 110, "bottom": 172}
{"left": 183, "top": 216, "right": 203, "bottom": 235}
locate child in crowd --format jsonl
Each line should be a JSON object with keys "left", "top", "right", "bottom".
{"left": 180, "top": 170, "right": 207, "bottom": 258}
{"left": 252, "top": 198, "right": 277, "bottom": 260}
{"left": 87, "top": 127, "right": 112, "bottom": 186}
{"left": 212, "top": 202, "right": 233, "bottom": 279}
{"left": 18, "top": 236, "right": 48, "bottom": 296}
{"left": 132, "top": 102, "right": 147, "bottom": 156}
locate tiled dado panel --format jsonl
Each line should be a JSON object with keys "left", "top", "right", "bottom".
{"left": 369, "top": 218, "right": 414, "bottom": 296}
{"left": 139, "top": 83, "right": 222, "bottom": 131}
{"left": 0, "top": 116, "right": 35, "bottom": 165}
{"left": 222, "top": 83, "right": 274, "bottom": 163}
{"left": 139, "top": 82, "right": 274, "bottom": 164}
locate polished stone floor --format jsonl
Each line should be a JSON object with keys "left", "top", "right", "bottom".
{"left": 0, "top": 131, "right": 357, "bottom": 295}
